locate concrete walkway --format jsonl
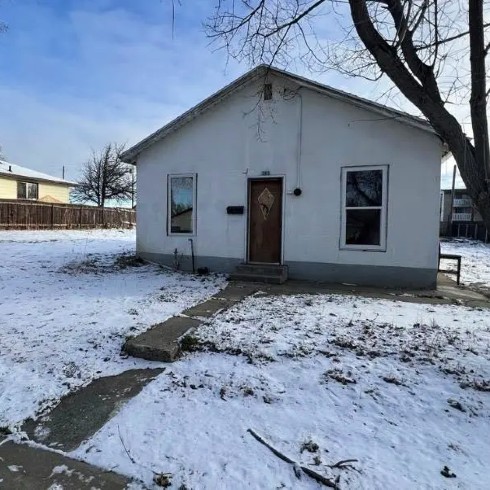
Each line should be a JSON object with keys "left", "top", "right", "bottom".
{"left": 2, "top": 285, "right": 257, "bottom": 488}
{"left": 254, "top": 273, "right": 490, "bottom": 308}
{"left": 0, "top": 440, "right": 130, "bottom": 489}
{"left": 2, "top": 286, "right": 260, "bottom": 489}
{"left": 22, "top": 368, "right": 163, "bottom": 451}
{"left": 6, "top": 273, "right": 486, "bottom": 489}
{"left": 124, "top": 274, "right": 489, "bottom": 364}
{"left": 0, "top": 369, "right": 162, "bottom": 489}
{"left": 124, "top": 282, "right": 258, "bottom": 362}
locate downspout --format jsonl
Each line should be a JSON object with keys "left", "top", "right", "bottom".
{"left": 294, "top": 88, "right": 303, "bottom": 196}
{"left": 188, "top": 238, "right": 195, "bottom": 274}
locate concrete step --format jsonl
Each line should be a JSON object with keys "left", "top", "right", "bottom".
{"left": 229, "top": 273, "right": 285, "bottom": 284}
{"left": 230, "top": 264, "right": 288, "bottom": 284}
{"left": 124, "top": 283, "right": 259, "bottom": 363}
{"left": 235, "top": 264, "right": 288, "bottom": 276}
{"left": 124, "top": 316, "right": 201, "bottom": 362}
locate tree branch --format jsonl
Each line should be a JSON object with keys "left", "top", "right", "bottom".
{"left": 385, "top": 0, "right": 442, "bottom": 101}
{"left": 262, "top": 0, "right": 327, "bottom": 39}
{"left": 348, "top": 0, "right": 486, "bottom": 197}
{"left": 469, "top": 0, "right": 490, "bottom": 181}
{"left": 415, "top": 22, "right": 490, "bottom": 52}
{"left": 206, "top": 0, "right": 490, "bottom": 231}
{"left": 247, "top": 429, "right": 339, "bottom": 488}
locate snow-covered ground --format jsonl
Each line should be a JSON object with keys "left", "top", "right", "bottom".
{"left": 74, "top": 293, "right": 490, "bottom": 490}
{"left": 0, "top": 229, "right": 225, "bottom": 428}
{"left": 3, "top": 229, "right": 490, "bottom": 489}
{"left": 441, "top": 239, "right": 490, "bottom": 288}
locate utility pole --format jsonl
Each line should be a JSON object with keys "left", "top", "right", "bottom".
{"left": 62, "top": 165, "right": 65, "bottom": 179}
{"left": 130, "top": 167, "right": 135, "bottom": 208}
{"left": 447, "top": 165, "right": 457, "bottom": 237}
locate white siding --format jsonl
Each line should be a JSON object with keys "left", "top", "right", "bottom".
{"left": 136, "top": 76, "right": 442, "bottom": 275}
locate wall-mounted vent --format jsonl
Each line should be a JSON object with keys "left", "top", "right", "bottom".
{"left": 263, "top": 83, "right": 273, "bottom": 101}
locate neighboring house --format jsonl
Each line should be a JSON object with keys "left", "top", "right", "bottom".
{"left": 122, "top": 65, "right": 444, "bottom": 288}
{"left": 0, "top": 159, "right": 75, "bottom": 203}
{"left": 440, "top": 188, "right": 488, "bottom": 241}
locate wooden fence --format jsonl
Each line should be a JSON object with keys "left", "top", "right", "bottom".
{"left": 0, "top": 200, "right": 135, "bottom": 230}
{"left": 440, "top": 220, "right": 489, "bottom": 242}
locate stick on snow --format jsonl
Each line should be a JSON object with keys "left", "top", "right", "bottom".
{"left": 247, "top": 428, "right": 339, "bottom": 488}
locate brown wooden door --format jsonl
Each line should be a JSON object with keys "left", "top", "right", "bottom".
{"left": 248, "top": 178, "right": 283, "bottom": 263}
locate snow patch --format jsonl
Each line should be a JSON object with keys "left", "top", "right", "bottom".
{"left": 72, "top": 293, "right": 490, "bottom": 489}
{"left": 50, "top": 465, "right": 74, "bottom": 477}
{"left": 0, "top": 229, "right": 225, "bottom": 427}
{"left": 441, "top": 239, "right": 490, "bottom": 288}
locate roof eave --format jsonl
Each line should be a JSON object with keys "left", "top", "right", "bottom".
{"left": 278, "top": 70, "right": 436, "bottom": 136}
{"left": 121, "top": 65, "right": 268, "bottom": 164}
{"left": 0, "top": 173, "right": 76, "bottom": 186}
{"left": 121, "top": 64, "right": 440, "bottom": 163}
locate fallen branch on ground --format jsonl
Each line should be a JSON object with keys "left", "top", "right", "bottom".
{"left": 247, "top": 428, "right": 340, "bottom": 488}
{"left": 329, "top": 459, "right": 359, "bottom": 469}
{"left": 118, "top": 424, "right": 172, "bottom": 486}
{"left": 118, "top": 424, "right": 137, "bottom": 465}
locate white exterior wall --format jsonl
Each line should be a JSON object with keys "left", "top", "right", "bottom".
{"left": 136, "top": 77, "right": 442, "bottom": 286}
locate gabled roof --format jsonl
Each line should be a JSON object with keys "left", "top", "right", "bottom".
{"left": 121, "top": 64, "right": 438, "bottom": 164}
{"left": 0, "top": 159, "right": 76, "bottom": 186}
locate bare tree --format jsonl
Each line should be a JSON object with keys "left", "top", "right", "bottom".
{"left": 73, "top": 143, "right": 133, "bottom": 207}
{"left": 206, "top": 1, "right": 490, "bottom": 231}
{"left": 0, "top": 5, "right": 7, "bottom": 34}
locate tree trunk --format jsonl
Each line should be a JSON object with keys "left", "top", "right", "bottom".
{"left": 349, "top": 0, "right": 490, "bottom": 236}
{"left": 468, "top": 0, "right": 490, "bottom": 232}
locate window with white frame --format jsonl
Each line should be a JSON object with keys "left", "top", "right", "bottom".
{"left": 167, "top": 174, "right": 196, "bottom": 235}
{"left": 17, "top": 181, "right": 39, "bottom": 200}
{"left": 341, "top": 165, "right": 388, "bottom": 250}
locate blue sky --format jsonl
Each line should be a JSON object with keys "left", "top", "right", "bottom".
{"left": 0, "top": 0, "right": 245, "bottom": 181}
{"left": 0, "top": 0, "right": 463, "bottom": 187}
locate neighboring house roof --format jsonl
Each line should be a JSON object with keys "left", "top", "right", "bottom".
{"left": 0, "top": 159, "right": 76, "bottom": 186}
{"left": 121, "top": 64, "right": 438, "bottom": 164}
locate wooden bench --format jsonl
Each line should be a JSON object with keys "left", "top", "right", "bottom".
{"left": 438, "top": 251, "right": 462, "bottom": 285}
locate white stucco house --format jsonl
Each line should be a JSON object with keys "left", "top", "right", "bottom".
{"left": 122, "top": 65, "right": 444, "bottom": 288}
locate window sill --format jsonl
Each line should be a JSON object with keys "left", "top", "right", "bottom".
{"left": 340, "top": 245, "right": 387, "bottom": 252}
